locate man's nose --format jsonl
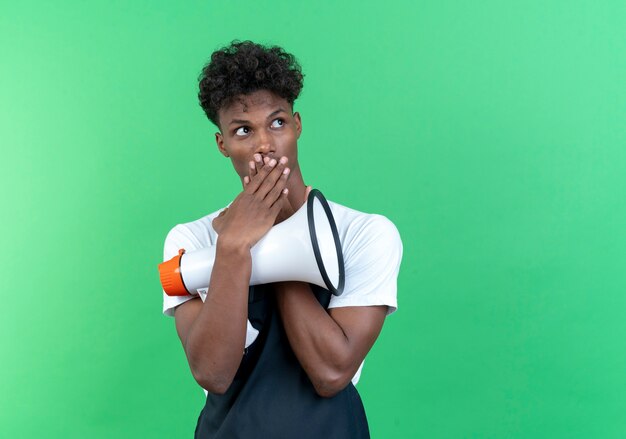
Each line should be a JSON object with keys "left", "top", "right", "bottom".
{"left": 254, "top": 130, "right": 274, "bottom": 155}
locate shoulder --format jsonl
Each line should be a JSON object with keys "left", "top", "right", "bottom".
{"left": 161, "top": 205, "right": 228, "bottom": 317}
{"left": 325, "top": 199, "right": 403, "bottom": 314}
{"left": 163, "top": 205, "right": 229, "bottom": 258}
{"left": 327, "top": 200, "right": 402, "bottom": 253}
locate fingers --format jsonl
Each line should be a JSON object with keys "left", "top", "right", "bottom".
{"left": 244, "top": 160, "right": 271, "bottom": 192}
{"left": 278, "top": 189, "right": 296, "bottom": 219}
{"left": 264, "top": 164, "right": 291, "bottom": 205}
{"left": 248, "top": 153, "right": 261, "bottom": 179}
{"left": 253, "top": 154, "right": 262, "bottom": 176}
{"left": 270, "top": 188, "right": 290, "bottom": 215}
{"left": 246, "top": 156, "right": 289, "bottom": 196}
{"left": 244, "top": 154, "right": 264, "bottom": 187}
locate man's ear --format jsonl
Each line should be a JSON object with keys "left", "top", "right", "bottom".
{"left": 215, "top": 132, "right": 229, "bottom": 157}
{"left": 293, "top": 111, "right": 302, "bottom": 138}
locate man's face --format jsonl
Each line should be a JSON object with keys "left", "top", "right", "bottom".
{"left": 215, "top": 89, "right": 302, "bottom": 180}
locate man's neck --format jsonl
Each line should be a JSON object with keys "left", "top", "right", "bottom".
{"left": 286, "top": 167, "right": 308, "bottom": 212}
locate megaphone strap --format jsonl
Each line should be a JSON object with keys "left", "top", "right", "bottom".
{"left": 307, "top": 189, "right": 345, "bottom": 296}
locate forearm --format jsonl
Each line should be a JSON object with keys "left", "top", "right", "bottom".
{"left": 275, "top": 282, "right": 356, "bottom": 397}
{"left": 184, "top": 240, "right": 251, "bottom": 393}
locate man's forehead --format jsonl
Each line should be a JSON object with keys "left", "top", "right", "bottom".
{"left": 231, "top": 93, "right": 281, "bottom": 112}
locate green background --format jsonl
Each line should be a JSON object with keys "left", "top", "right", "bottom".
{"left": 1, "top": 1, "right": 625, "bottom": 437}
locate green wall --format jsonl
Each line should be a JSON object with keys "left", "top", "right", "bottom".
{"left": 1, "top": 1, "right": 625, "bottom": 437}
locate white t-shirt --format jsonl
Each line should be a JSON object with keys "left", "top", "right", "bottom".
{"left": 162, "top": 198, "right": 402, "bottom": 393}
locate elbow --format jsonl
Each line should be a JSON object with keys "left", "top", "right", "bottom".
{"left": 185, "top": 348, "right": 240, "bottom": 395}
{"left": 312, "top": 370, "right": 352, "bottom": 398}
{"left": 191, "top": 368, "right": 233, "bottom": 395}
{"left": 200, "top": 379, "right": 231, "bottom": 396}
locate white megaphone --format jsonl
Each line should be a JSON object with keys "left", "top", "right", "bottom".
{"left": 159, "top": 189, "right": 345, "bottom": 297}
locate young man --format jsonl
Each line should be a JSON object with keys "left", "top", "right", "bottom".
{"left": 162, "top": 41, "right": 402, "bottom": 438}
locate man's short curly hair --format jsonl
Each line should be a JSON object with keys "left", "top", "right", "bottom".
{"left": 198, "top": 40, "right": 304, "bottom": 128}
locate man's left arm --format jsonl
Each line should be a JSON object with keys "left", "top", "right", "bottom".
{"left": 274, "top": 282, "right": 388, "bottom": 398}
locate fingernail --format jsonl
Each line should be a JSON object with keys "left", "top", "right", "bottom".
{"left": 283, "top": 168, "right": 290, "bottom": 175}
{"left": 283, "top": 188, "right": 289, "bottom": 194}
{"left": 279, "top": 157, "right": 288, "bottom": 165}
{"left": 254, "top": 154, "right": 262, "bottom": 162}
{"left": 269, "top": 159, "right": 277, "bottom": 167}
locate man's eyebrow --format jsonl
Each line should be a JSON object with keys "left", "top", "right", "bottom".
{"left": 229, "top": 118, "right": 250, "bottom": 126}
{"left": 267, "top": 108, "right": 287, "bottom": 119}
{"left": 228, "top": 108, "right": 287, "bottom": 126}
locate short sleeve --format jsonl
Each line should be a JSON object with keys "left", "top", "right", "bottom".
{"left": 162, "top": 224, "right": 205, "bottom": 317}
{"left": 328, "top": 215, "right": 403, "bottom": 315}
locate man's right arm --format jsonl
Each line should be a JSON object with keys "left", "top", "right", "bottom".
{"left": 171, "top": 155, "right": 290, "bottom": 394}
{"left": 174, "top": 240, "right": 251, "bottom": 394}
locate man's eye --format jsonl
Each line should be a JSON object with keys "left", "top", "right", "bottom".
{"left": 271, "top": 119, "right": 284, "bottom": 128}
{"left": 235, "top": 126, "right": 250, "bottom": 136}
